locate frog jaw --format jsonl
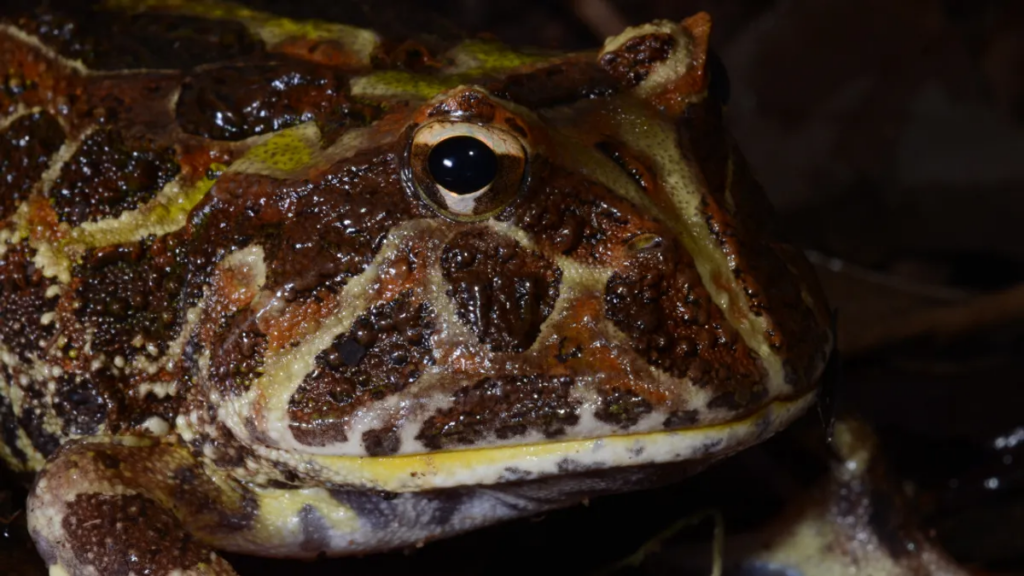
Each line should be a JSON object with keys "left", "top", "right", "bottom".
{"left": 257, "top": 389, "right": 817, "bottom": 494}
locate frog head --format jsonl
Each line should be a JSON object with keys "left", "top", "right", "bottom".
{"left": 189, "top": 14, "right": 833, "bottom": 492}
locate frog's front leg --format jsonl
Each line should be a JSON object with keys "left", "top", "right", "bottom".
{"left": 28, "top": 437, "right": 243, "bottom": 576}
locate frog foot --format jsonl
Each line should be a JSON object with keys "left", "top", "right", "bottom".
{"left": 27, "top": 437, "right": 243, "bottom": 576}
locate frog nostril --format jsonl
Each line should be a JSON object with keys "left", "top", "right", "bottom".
{"left": 626, "top": 233, "right": 663, "bottom": 252}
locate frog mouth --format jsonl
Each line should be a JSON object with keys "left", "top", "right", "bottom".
{"left": 254, "top": 390, "right": 817, "bottom": 493}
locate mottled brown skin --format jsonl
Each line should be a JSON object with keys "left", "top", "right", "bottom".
{"left": 417, "top": 375, "right": 581, "bottom": 450}
{"left": 288, "top": 292, "right": 437, "bottom": 447}
{"left": 440, "top": 229, "right": 562, "bottom": 353}
{"left": 0, "top": 112, "right": 64, "bottom": 221}
{"left": 0, "top": 2, "right": 832, "bottom": 575}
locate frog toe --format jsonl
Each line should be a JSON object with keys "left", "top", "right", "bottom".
{"left": 27, "top": 438, "right": 243, "bottom": 576}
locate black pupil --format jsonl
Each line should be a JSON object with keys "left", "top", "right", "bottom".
{"left": 427, "top": 136, "right": 498, "bottom": 195}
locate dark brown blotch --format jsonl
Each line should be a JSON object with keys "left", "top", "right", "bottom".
{"left": 186, "top": 146, "right": 427, "bottom": 299}
{"left": 12, "top": 4, "right": 262, "bottom": 71}
{"left": 73, "top": 236, "right": 186, "bottom": 361}
{"left": 177, "top": 61, "right": 375, "bottom": 142}
{"left": 0, "top": 111, "right": 65, "bottom": 220}
{"left": 487, "top": 60, "right": 618, "bottom": 109}
{"left": 0, "top": 242, "right": 57, "bottom": 363}
{"left": 53, "top": 372, "right": 112, "bottom": 436}
{"left": 427, "top": 89, "right": 496, "bottom": 122}
{"left": 416, "top": 375, "right": 580, "bottom": 451}
{"left": 16, "top": 384, "right": 61, "bottom": 458}
{"left": 288, "top": 293, "right": 435, "bottom": 446}
{"left": 63, "top": 493, "right": 212, "bottom": 575}
{"left": 707, "top": 386, "right": 768, "bottom": 413}
{"left": 499, "top": 164, "right": 657, "bottom": 263}
{"left": 599, "top": 33, "right": 676, "bottom": 88}
{"left": 441, "top": 229, "right": 561, "bottom": 353}
{"left": 362, "top": 427, "right": 401, "bottom": 456}
{"left": 267, "top": 159, "right": 416, "bottom": 293}
{"left": 595, "top": 139, "right": 656, "bottom": 193}
{"left": 298, "top": 504, "right": 333, "bottom": 553}
{"left": 209, "top": 310, "right": 267, "bottom": 396}
{"left": 51, "top": 128, "right": 179, "bottom": 226}
{"left": 604, "top": 240, "right": 765, "bottom": 396}
{"left": 594, "top": 387, "right": 652, "bottom": 429}
{"left": 0, "top": 385, "right": 26, "bottom": 464}
{"left": 663, "top": 409, "right": 699, "bottom": 429}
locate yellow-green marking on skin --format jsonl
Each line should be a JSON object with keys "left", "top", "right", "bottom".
{"left": 350, "top": 39, "right": 559, "bottom": 101}
{"left": 244, "top": 132, "right": 313, "bottom": 172}
{"left": 351, "top": 70, "right": 464, "bottom": 101}
{"left": 230, "top": 123, "right": 319, "bottom": 175}
{"left": 67, "top": 170, "right": 219, "bottom": 251}
{"left": 446, "top": 40, "right": 554, "bottom": 74}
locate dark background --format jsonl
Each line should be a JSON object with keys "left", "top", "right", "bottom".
{"left": 3, "top": 1, "right": 1023, "bottom": 574}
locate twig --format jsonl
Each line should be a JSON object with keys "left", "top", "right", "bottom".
{"left": 806, "top": 250, "right": 972, "bottom": 302}
{"left": 572, "top": 0, "right": 630, "bottom": 40}
{"left": 595, "top": 509, "right": 724, "bottom": 576}
{"left": 841, "top": 282, "right": 1024, "bottom": 357}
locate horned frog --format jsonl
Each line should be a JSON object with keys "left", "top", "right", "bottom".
{"left": 0, "top": 1, "right": 833, "bottom": 574}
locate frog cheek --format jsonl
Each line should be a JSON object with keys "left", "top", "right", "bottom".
{"left": 406, "top": 121, "right": 528, "bottom": 222}
{"left": 598, "top": 13, "right": 714, "bottom": 116}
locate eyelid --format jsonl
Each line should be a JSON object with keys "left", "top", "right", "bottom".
{"left": 414, "top": 121, "right": 524, "bottom": 159}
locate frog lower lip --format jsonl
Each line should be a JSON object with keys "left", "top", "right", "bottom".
{"left": 270, "top": 390, "right": 818, "bottom": 493}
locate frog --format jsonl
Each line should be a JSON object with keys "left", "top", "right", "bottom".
{"left": 0, "top": 1, "right": 834, "bottom": 574}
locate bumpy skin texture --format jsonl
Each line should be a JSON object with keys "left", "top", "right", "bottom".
{"left": 0, "top": 2, "right": 833, "bottom": 574}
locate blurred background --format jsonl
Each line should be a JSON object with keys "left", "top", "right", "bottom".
{"left": 3, "top": 1, "right": 1023, "bottom": 574}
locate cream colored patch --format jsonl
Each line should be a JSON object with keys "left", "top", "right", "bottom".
{"left": 483, "top": 219, "right": 540, "bottom": 252}
{"left": 319, "top": 124, "right": 378, "bottom": 165}
{"left": 3, "top": 200, "right": 32, "bottom": 245}
{"left": 31, "top": 242, "right": 73, "bottom": 286}
{"left": 218, "top": 244, "right": 268, "bottom": 304}
{"left": 600, "top": 20, "right": 694, "bottom": 100}
{"left": 141, "top": 416, "right": 171, "bottom": 436}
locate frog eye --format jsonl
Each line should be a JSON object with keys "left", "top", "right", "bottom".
{"left": 408, "top": 122, "right": 527, "bottom": 221}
